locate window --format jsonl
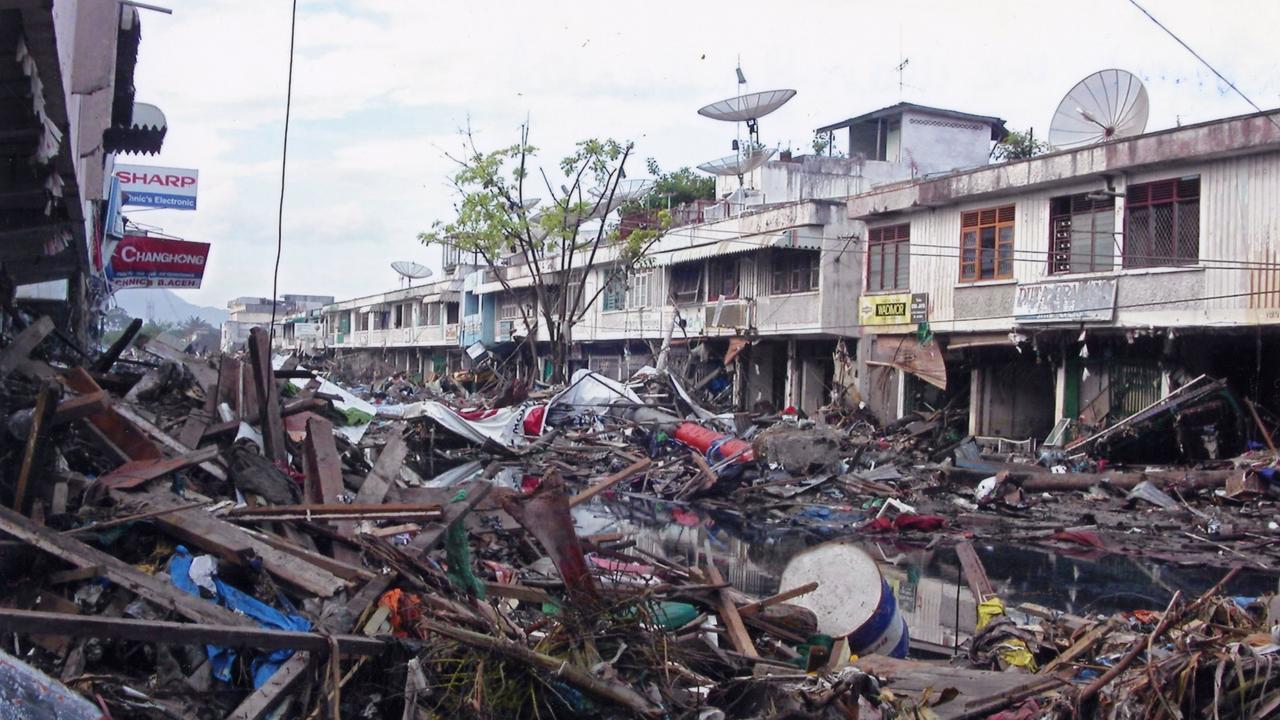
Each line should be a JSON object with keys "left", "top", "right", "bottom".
{"left": 867, "top": 223, "right": 910, "bottom": 291}
{"left": 708, "top": 259, "right": 738, "bottom": 300}
{"left": 627, "top": 271, "right": 652, "bottom": 308}
{"left": 445, "top": 302, "right": 459, "bottom": 324}
{"left": 960, "top": 205, "right": 1015, "bottom": 282}
{"left": 425, "top": 302, "right": 441, "bottom": 326}
{"left": 1124, "top": 177, "right": 1199, "bottom": 268}
{"left": 1050, "top": 194, "right": 1115, "bottom": 274}
{"left": 771, "top": 250, "right": 820, "bottom": 294}
{"left": 602, "top": 273, "right": 626, "bottom": 311}
{"left": 393, "top": 304, "right": 404, "bottom": 329}
{"left": 500, "top": 296, "right": 521, "bottom": 320}
{"left": 671, "top": 264, "right": 702, "bottom": 304}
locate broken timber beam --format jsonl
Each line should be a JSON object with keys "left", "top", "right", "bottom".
{"left": 352, "top": 432, "right": 408, "bottom": 507}
{"left": 247, "top": 327, "right": 287, "bottom": 462}
{"left": 704, "top": 561, "right": 758, "bottom": 658}
{"left": 0, "top": 609, "right": 386, "bottom": 656}
{"left": 13, "top": 382, "right": 57, "bottom": 513}
{"left": 0, "top": 504, "right": 250, "bottom": 627}
{"left": 97, "top": 447, "right": 222, "bottom": 490}
{"left": 955, "top": 540, "right": 996, "bottom": 603}
{"left": 0, "top": 315, "right": 53, "bottom": 377}
{"left": 92, "top": 318, "right": 142, "bottom": 372}
{"left": 569, "top": 458, "right": 652, "bottom": 507}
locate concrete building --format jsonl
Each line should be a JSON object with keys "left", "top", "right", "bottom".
{"left": 315, "top": 102, "right": 1010, "bottom": 414}
{"left": 1, "top": 0, "right": 167, "bottom": 342}
{"left": 221, "top": 294, "right": 333, "bottom": 351}
{"left": 847, "top": 108, "right": 1280, "bottom": 458}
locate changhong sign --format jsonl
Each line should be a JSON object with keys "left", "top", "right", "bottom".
{"left": 108, "top": 235, "right": 211, "bottom": 289}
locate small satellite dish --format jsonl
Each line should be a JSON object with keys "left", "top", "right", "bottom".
{"left": 392, "top": 261, "right": 432, "bottom": 288}
{"left": 698, "top": 89, "right": 797, "bottom": 123}
{"left": 1048, "top": 69, "right": 1149, "bottom": 150}
{"left": 697, "top": 148, "right": 776, "bottom": 176}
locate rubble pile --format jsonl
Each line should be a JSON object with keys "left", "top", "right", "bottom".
{"left": 3, "top": 314, "right": 1280, "bottom": 719}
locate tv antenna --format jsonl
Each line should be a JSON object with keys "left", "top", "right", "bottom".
{"left": 1048, "top": 69, "right": 1149, "bottom": 150}
{"left": 391, "top": 261, "right": 432, "bottom": 289}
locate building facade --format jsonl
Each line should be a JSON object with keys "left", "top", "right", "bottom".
{"left": 222, "top": 293, "right": 333, "bottom": 351}
{"left": 848, "top": 109, "right": 1280, "bottom": 454}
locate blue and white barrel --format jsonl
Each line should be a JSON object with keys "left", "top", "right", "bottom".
{"left": 779, "top": 542, "right": 910, "bottom": 658}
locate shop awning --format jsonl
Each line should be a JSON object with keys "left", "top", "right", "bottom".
{"left": 104, "top": 102, "right": 167, "bottom": 155}
{"left": 651, "top": 225, "right": 823, "bottom": 267}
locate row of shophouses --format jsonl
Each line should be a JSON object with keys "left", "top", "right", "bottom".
{"left": 288, "top": 101, "right": 1280, "bottom": 442}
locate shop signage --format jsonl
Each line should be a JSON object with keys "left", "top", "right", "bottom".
{"left": 860, "top": 292, "right": 929, "bottom": 326}
{"left": 108, "top": 234, "right": 210, "bottom": 289}
{"left": 113, "top": 164, "right": 199, "bottom": 210}
{"left": 1014, "top": 279, "right": 1117, "bottom": 323}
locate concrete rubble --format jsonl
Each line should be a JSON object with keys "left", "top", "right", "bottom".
{"left": 2, "top": 313, "right": 1280, "bottom": 719}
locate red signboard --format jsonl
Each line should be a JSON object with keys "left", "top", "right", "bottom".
{"left": 108, "top": 235, "right": 211, "bottom": 289}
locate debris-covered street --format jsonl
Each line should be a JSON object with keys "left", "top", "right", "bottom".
{"left": 6, "top": 1, "right": 1280, "bottom": 718}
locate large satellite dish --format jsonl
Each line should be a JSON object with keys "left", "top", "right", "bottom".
{"left": 591, "top": 178, "right": 656, "bottom": 204}
{"left": 697, "top": 148, "right": 776, "bottom": 176}
{"left": 392, "top": 261, "right": 432, "bottom": 288}
{"left": 698, "top": 89, "right": 797, "bottom": 123}
{"left": 1048, "top": 69, "right": 1149, "bottom": 150}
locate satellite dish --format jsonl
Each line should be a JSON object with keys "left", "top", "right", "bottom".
{"left": 698, "top": 89, "right": 797, "bottom": 123}
{"left": 392, "top": 261, "right": 432, "bottom": 288}
{"left": 591, "top": 178, "right": 656, "bottom": 204}
{"left": 697, "top": 148, "right": 776, "bottom": 176}
{"left": 1048, "top": 69, "right": 1149, "bottom": 150}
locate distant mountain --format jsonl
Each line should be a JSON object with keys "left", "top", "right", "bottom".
{"left": 112, "top": 288, "right": 229, "bottom": 326}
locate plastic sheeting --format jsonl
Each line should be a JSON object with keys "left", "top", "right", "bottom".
{"left": 168, "top": 546, "right": 312, "bottom": 687}
{"left": 377, "top": 370, "right": 643, "bottom": 449}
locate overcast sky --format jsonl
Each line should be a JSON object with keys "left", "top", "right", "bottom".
{"left": 124, "top": 0, "right": 1280, "bottom": 309}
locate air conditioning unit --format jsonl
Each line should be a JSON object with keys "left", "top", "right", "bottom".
{"left": 705, "top": 301, "right": 746, "bottom": 328}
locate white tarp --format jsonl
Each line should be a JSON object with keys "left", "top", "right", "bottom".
{"left": 377, "top": 369, "right": 643, "bottom": 449}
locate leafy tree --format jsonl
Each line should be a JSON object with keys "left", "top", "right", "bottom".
{"left": 179, "top": 314, "right": 213, "bottom": 338}
{"left": 420, "top": 127, "right": 669, "bottom": 383}
{"left": 629, "top": 162, "right": 715, "bottom": 211}
{"left": 992, "top": 129, "right": 1050, "bottom": 161}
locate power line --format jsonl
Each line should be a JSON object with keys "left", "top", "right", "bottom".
{"left": 269, "top": 0, "right": 299, "bottom": 341}
{"left": 1126, "top": 0, "right": 1280, "bottom": 132}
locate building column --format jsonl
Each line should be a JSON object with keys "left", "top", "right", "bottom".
{"left": 1054, "top": 361, "right": 1068, "bottom": 422}
{"left": 785, "top": 338, "right": 798, "bottom": 409}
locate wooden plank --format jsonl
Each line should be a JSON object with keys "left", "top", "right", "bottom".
{"left": 239, "top": 526, "right": 377, "bottom": 583}
{"left": 483, "top": 581, "right": 556, "bottom": 605}
{"left": 1039, "top": 619, "right": 1114, "bottom": 676}
{"left": 302, "top": 417, "right": 344, "bottom": 505}
{"left": 97, "top": 447, "right": 221, "bottom": 489}
{"left": 353, "top": 433, "right": 408, "bottom": 507}
{"left": 61, "top": 367, "right": 163, "bottom": 461}
{"left": 47, "top": 390, "right": 109, "bottom": 428}
{"left": 0, "top": 609, "right": 387, "bottom": 655}
{"left": 955, "top": 540, "right": 995, "bottom": 603}
{"left": 704, "top": 561, "right": 757, "bottom": 658}
{"left": 737, "top": 582, "right": 818, "bottom": 618}
{"left": 403, "top": 479, "right": 493, "bottom": 560}
{"left": 93, "top": 318, "right": 142, "bottom": 372}
{"left": 0, "top": 315, "right": 52, "bottom": 376}
{"left": 0, "top": 504, "right": 250, "bottom": 628}
{"left": 46, "top": 565, "right": 104, "bottom": 585}
{"left": 569, "top": 458, "right": 651, "bottom": 507}
{"left": 13, "top": 382, "right": 57, "bottom": 512}
{"left": 201, "top": 397, "right": 328, "bottom": 442}
{"left": 111, "top": 403, "right": 228, "bottom": 483}
{"left": 247, "top": 327, "right": 286, "bottom": 462}
{"left": 228, "top": 503, "right": 442, "bottom": 520}
{"left": 110, "top": 489, "right": 348, "bottom": 599}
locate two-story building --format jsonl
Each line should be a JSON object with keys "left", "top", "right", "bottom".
{"left": 848, "top": 109, "right": 1280, "bottom": 453}
{"left": 321, "top": 279, "right": 463, "bottom": 376}
{"left": 222, "top": 293, "right": 333, "bottom": 351}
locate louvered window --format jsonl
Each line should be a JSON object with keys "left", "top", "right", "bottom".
{"left": 601, "top": 273, "right": 626, "bottom": 311}
{"left": 1124, "top": 177, "right": 1199, "bottom": 268}
{"left": 1049, "top": 194, "right": 1116, "bottom": 274}
{"left": 960, "top": 205, "right": 1015, "bottom": 281}
{"left": 868, "top": 223, "right": 910, "bottom": 291}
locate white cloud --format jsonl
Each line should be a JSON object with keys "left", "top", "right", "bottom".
{"left": 127, "top": 0, "right": 1280, "bottom": 307}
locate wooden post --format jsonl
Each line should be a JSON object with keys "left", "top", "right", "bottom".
{"left": 13, "top": 382, "right": 58, "bottom": 513}
{"left": 248, "top": 327, "right": 287, "bottom": 462}
{"left": 93, "top": 317, "right": 142, "bottom": 372}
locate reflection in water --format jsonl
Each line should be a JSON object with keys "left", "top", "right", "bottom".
{"left": 576, "top": 495, "right": 1280, "bottom": 654}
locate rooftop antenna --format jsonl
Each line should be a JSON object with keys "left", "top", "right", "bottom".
{"left": 391, "top": 261, "right": 432, "bottom": 289}
{"left": 896, "top": 26, "right": 909, "bottom": 100}
{"left": 1048, "top": 69, "right": 1149, "bottom": 150}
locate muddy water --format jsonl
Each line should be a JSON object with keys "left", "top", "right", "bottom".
{"left": 575, "top": 495, "right": 1280, "bottom": 653}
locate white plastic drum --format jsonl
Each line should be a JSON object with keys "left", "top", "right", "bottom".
{"left": 779, "top": 542, "right": 909, "bottom": 658}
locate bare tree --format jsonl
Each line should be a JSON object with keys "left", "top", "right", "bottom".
{"left": 420, "top": 126, "right": 668, "bottom": 383}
